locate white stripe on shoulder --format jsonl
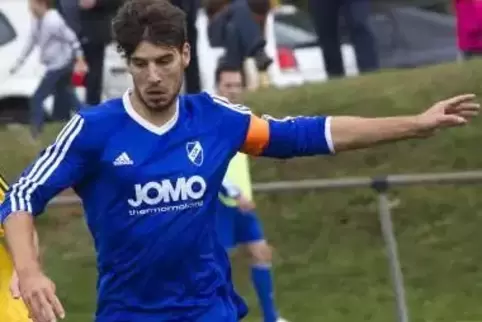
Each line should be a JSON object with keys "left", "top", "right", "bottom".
{"left": 210, "top": 94, "right": 252, "bottom": 115}
{"left": 10, "top": 115, "right": 84, "bottom": 212}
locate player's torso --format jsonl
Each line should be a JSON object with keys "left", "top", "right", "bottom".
{"left": 92, "top": 116, "right": 228, "bottom": 252}
{"left": 79, "top": 95, "right": 239, "bottom": 316}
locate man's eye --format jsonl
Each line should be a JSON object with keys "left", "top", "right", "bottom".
{"left": 133, "top": 60, "right": 147, "bottom": 67}
{"left": 157, "top": 58, "right": 172, "bottom": 65}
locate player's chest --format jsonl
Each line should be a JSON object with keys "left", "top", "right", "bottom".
{"left": 97, "top": 131, "right": 232, "bottom": 186}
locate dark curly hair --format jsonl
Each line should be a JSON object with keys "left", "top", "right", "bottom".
{"left": 112, "top": 0, "right": 187, "bottom": 58}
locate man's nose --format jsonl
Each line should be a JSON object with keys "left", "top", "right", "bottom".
{"left": 147, "top": 63, "right": 161, "bottom": 83}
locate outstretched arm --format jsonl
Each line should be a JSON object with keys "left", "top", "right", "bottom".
{"left": 11, "top": 18, "right": 39, "bottom": 73}
{"left": 239, "top": 94, "right": 479, "bottom": 157}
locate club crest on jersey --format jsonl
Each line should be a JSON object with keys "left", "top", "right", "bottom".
{"left": 186, "top": 141, "right": 203, "bottom": 166}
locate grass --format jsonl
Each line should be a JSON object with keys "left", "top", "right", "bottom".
{"left": 2, "top": 59, "right": 482, "bottom": 321}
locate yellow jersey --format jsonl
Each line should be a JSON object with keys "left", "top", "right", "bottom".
{"left": 219, "top": 152, "right": 253, "bottom": 207}
{"left": 224, "top": 152, "right": 253, "bottom": 199}
{"left": 0, "top": 173, "right": 31, "bottom": 321}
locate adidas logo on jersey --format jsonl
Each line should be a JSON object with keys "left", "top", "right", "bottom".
{"left": 113, "top": 152, "right": 133, "bottom": 166}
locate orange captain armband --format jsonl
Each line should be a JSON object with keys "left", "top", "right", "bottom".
{"left": 240, "top": 115, "right": 270, "bottom": 156}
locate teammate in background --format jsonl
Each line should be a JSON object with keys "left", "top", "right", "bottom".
{"left": 0, "top": 0, "right": 479, "bottom": 321}
{"left": 215, "top": 64, "right": 287, "bottom": 322}
{"left": 0, "top": 174, "right": 31, "bottom": 322}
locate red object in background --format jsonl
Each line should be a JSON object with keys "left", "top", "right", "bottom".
{"left": 71, "top": 71, "right": 85, "bottom": 87}
{"left": 454, "top": 0, "right": 482, "bottom": 52}
{"left": 277, "top": 47, "right": 297, "bottom": 71}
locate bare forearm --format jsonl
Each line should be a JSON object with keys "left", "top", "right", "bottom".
{"left": 4, "top": 212, "right": 41, "bottom": 275}
{"left": 330, "top": 115, "right": 424, "bottom": 152}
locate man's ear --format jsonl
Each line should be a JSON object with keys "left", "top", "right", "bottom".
{"left": 181, "top": 42, "right": 191, "bottom": 68}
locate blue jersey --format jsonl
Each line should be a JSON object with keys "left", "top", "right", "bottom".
{"left": 216, "top": 179, "right": 264, "bottom": 249}
{"left": 0, "top": 90, "right": 333, "bottom": 321}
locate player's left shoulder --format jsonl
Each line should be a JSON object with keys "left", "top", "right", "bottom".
{"left": 184, "top": 92, "right": 252, "bottom": 116}
{"left": 207, "top": 93, "right": 252, "bottom": 115}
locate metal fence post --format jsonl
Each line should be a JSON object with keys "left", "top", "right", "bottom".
{"left": 372, "top": 177, "right": 409, "bottom": 322}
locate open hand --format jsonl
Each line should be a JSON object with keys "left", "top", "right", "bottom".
{"left": 416, "top": 94, "right": 479, "bottom": 134}
{"left": 18, "top": 269, "right": 65, "bottom": 322}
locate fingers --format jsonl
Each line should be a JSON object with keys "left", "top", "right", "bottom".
{"left": 48, "top": 292, "right": 65, "bottom": 320}
{"left": 24, "top": 293, "right": 44, "bottom": 322}
{"left": 447, "top": 102, "right": 480, "bottom": 118}
{"left": 10, "top": 276, "right": 21, "bottom": 299}
{"left": 439, "top": 114, "right": 467, "bottom": 126}
{"left": 457, "top": 110, "right": 479, "bottom": 119}
{"left": 10, "top": 285, "right": 21, "bottom": 299}
{"left": 24, "top": 288, "right": 64, "bottom": 322}
{"left": 35, "top": 290, "right": 57, "bottom": 322}
{"left": 445, "top": 100, "right": 480, "bottom": 119}
{"left": 452, "top": 102, "right": 480, "bottom": 112}
{"left": 443, "top": 93, "right": 476, "bottom": 106}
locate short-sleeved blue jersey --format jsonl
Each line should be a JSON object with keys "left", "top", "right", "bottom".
{"left": 0, "top": 90, "right": 333, "bottom": 321}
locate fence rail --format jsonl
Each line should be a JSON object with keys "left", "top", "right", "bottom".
{"left": 49, "top": 170, "right": 482, "bottom": 322}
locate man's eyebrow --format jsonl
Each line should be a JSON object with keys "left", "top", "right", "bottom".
{"left": 131, "top": 53, "right": 174, "bottom": 61}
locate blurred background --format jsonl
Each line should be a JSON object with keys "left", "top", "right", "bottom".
{"left": 0, "top": 0, "right": 467, "bottom": 124}
{"left": 2, "top": 1, "right": 482, "bottom": 322}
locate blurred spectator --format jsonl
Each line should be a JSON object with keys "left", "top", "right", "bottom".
{"left": 59, "top": 0, "right": 122, "bottom": 105}
{"left": 308, "top": 0, "right": 379, "bottom": 78}
{"left": 215, "top": 63, "right": 244, "bottom": 103}
{"left": 454, "top": 0, "right": 482, "bottom": 60}
{"left": 205, "top": 0, "right": 272, "bottom": 72}
{"left": 9, "top": 0, "right": 87, "bottom": 140}
{"left": 171, "top": 0, "right": 202, "bottom": 93}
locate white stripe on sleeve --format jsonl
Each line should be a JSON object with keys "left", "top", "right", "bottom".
{"left": 10, "top": 115, "right": 84, "bottom": 212}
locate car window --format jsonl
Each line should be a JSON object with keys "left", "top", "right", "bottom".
{"left": 0, "top": 11, "right": 16, "bottom": 46}
{"left": 275, "top": 9, "right": 316, "bottom": 33}
{"left": 274, "top": 10, "right": 318, "bottom": 48}
{"left": 274, "top": 21, "right": 318, "bottom": 48}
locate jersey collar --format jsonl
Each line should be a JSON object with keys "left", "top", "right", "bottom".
{"left": 122, "top": 89, "right": 179, "bottom": 136}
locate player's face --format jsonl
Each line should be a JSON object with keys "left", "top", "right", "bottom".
{"left": 216, "top": 71, "right": 244, "bottom": 104}
{"left": 128, "top": 41, "right": 190, "bottom": 112}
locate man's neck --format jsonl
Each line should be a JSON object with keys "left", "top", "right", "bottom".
{"left": 129, "top": 91, "right": 178, "bottom": 128}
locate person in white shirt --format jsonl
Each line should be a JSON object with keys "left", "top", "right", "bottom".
{"left": 10, "top": 0, "right": 88, "bottom": 140}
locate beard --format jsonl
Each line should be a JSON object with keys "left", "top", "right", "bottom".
{"left": 135, "top": 77, "right": 183, "bottom": 113}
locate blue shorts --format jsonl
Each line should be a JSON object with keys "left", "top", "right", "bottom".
{"left": 215, "top": 201, "right": 264, "bottom": 249}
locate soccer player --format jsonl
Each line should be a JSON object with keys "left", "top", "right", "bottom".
{"left": 0, "top": 174, "right": 31, "bottom": 322}
{"left": 0, "top": 0, "right": 479, "bottom": 321}
{"left": 215, "top": 64, "right": 287, "bottom": 322}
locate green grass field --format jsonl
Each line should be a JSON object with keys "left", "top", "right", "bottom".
{"left": 2, "top": 60, "right": 482, "bottom": 321}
